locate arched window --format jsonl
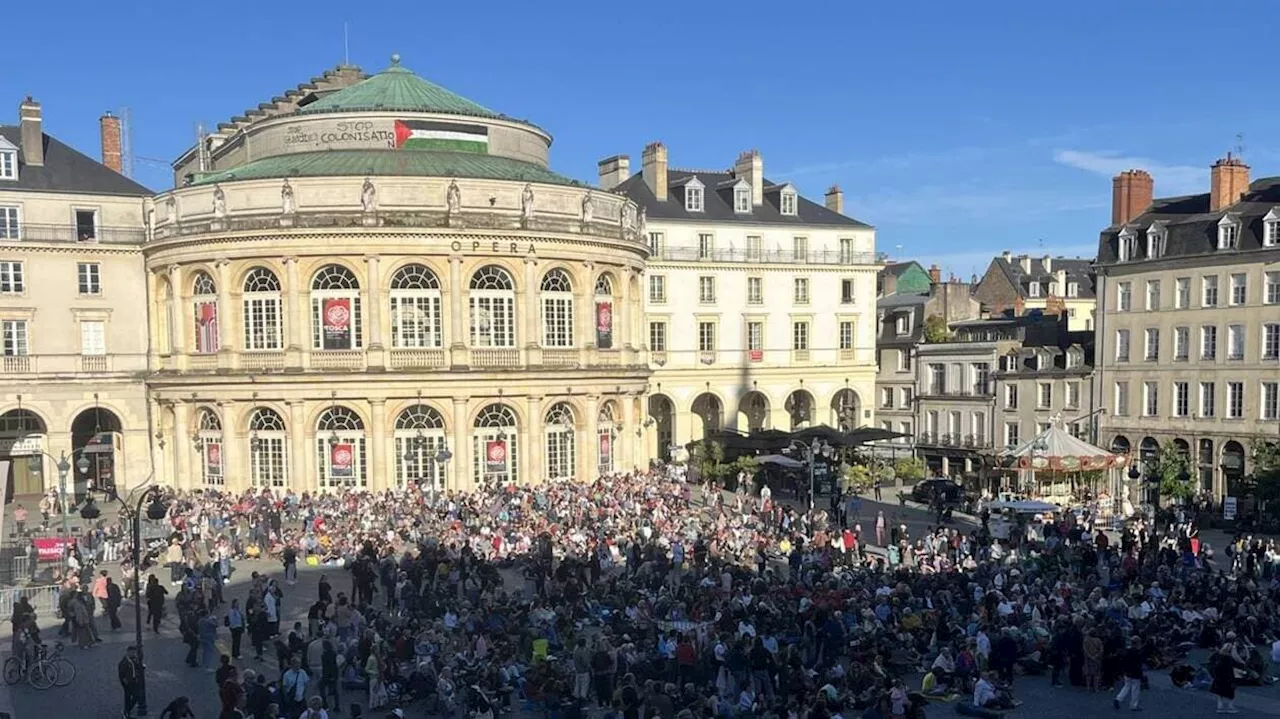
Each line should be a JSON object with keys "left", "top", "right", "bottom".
{"left": 597, "top": 402, "right": 618, "bottom": 475}
{"left": 311, "top": 264, "right": 363, "bottom": 350}
{"left": 316, "top": 406, "right": 366, "bottom": 489}
{"left": 196, "top": 407, "right": 224, "bottom": 486}
{"left": 394, "top": 404, "right": 447, "bottom": 490}
{"left": 469, "top": 265, "right": 515, "bottom": 348}
{"left": 540, "top": 268, "right": 574, "bottom": 348}
{"left": 242, "top": 268, "right": 283, "bottom": 351}
{"left": 191, "top": 270, "right": 219, "bottom": 354}
{"left": 389, "top": 264, "right": 443, "bottom": 349}
{"left": 248, "top": 407, "right": 287, "bottom": 488}
{"left": 473, "top": 403, "right": 518, "bottom": 485}
{"left": 594, "top": 274, "right": 615, "bottom": 349}
{"left": 544, "top": 402, "right": 576, "bottom": 480}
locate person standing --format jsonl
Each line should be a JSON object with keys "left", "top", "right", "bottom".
{"left": 875, "top": 511, "right": 886, "bottom": 546}
{"left": 283, "top": 545, "right": 298, "bottom": 586}
{"left": 13, "top": 504, "right": 27, "bottom": 537}
{"left": 319, "top": 636, "right": 342, "bottom": 711}
{"left": 104, "top": 576, "right": 123, "bottom": 630}
{"left": 225, "top": 598, "right": 246, "bottom": 659}
{"left": 199, "top": 609, "right": 220, "bottom": 669}
{"left": 872, "top": 477, "right": 882, "bottom": 501}
{"left": 1112, "top": 639, "right": 1144, "bottom": 711}
{"left": 145, "top": 575, "right": 168, "bottom": 633}
{"left": 281, "top": 655, "right": 310, "bottom": 718}
{"left": 118, "top": 645, "right": 143, "bottom": 718}
{"left": 1211, "top": 640, "right": 1243, "bottom": 714}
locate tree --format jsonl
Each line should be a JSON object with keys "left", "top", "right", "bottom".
{"left": 842, "top": 464, "right": 872, "bottom": 493}
{"left": 923, "top": 315, "right": 950, "bottom": 343}
{"left": 1249, "top": 441, "right": 1280, "bottom": 512}
{"left": 692, "top": 440, "right": 726, "bottom": 483}
{"left": 1150, "top": 442, "right": 1194, "bottom": 502}
{"left": 893, "top": 457, "right": 927, "bottom": 483}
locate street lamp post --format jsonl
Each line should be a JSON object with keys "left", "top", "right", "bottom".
{"left": 41, "top": 450, "right": 91, "bottom": 579}
{"left": 786, "top": 439, "right": 831, "bottom": 512}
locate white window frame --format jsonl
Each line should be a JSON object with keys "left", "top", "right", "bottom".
{"left": 1268, "top": 221, "right": 1280, "bottom": 247}
{"left": 841, "top": 278, "right": 856, "bottom": 304}
{"left": 1118, "top": 228, "right": 1138, "bottom": 261}
{"left": 1145, "top": 280, "right": 1160, "bottom": 310}
{"left": 1218, "top": 216, "right": 1240, "bottom": 250}
{"left": 72, "top": 208, "right": 99, "bottom": 243}
{"left": 540, "top": 271, "right": 575, "bottom": 349}
{"left": 1066, "top": 381, "right": 1080, "bottom": 409}
{"left": 242, "top": 268, "right": 283, "bottom": 352}
{"left": 746, "top": 235, "right": 763, "bottom": 261}
{"left": 1147, "top": 224, "right": 1166, "bottom": 258}
{"left": 1174, "top": 326, "right": 1189, "bottom": 361}
{"left": 647, "top": 232, "right": 664, "bottom": 257}
{"left": 1230, "top": 273, "right": 1247, "bottom": 305}
{"left": 469, "top": 266, "right": 517, "bottom": 348}
{"left": 746, "top": 321, "right": 764, "bottom": 352}
{"left": 839, "top": 320, "right": 854, "bottom": 350}
{"left": 1202, "top": 275, "right": 1219, "bottom": 307}
{"left": 1144, "top": 327, "right": 1159, "bottom": 361}
{"left": 1263, "top": 323, "right": 1279, "bottom": 361}
{"left": 0, "top": 206, "right": 19, "bottom": 240}
{"left": 1067, "top": 282, "right": 1079, "bottom": 298}
{"left": 1175, "top": 277, "right": 1190, "bottom": 309}
{"left": 1142, "top": 381, "right": 1158, "bottom": 417}
{"left": 2, "top": 319, "right": 29, "bottom": 356}
{"left": 1201, "top": 325, "right": 1217, "bottom": 360}
{"left": 697, "top": 321, "right": 716, "bottom": 352}
{"left": 1174, "top": 382, "right": 1189, "bottom": 418}
{"left": 793, "top": 277, "right": 809, "bottom": 305}
{"left": 780, "top": 189, "right": 797, "bottom": 216}
{"left": 1004, "top": 421, "right": 1020, "bottom": 448}
{"left": 1227, "top": 324, "right": 1245, "bottom": 360}
{"left": 1114, "top": 381, "right": 1129, "bottom": 416}
{"left": 1199, "top": 382, "right": 1215, "bottom": 418}
{"left": 1262, "top": 381, "right": 1279, "bottom": 421}
{"left": 1115, "top": 328, "right": 1130, "bottom": 362}
{"left": 80, "top": 320, "right": 106, "bottom": 356}
{"left": 697, "top": 233, "right": 714, "bottom": 259}
{"left": 895, "top": 312, "right": 911, "bottom": 336}
{"left": 747, "top": 276, "right": 763, "bottom": 305}
{"left": 792, "top": 321, "right": 809, "bottom": 351}
{"left": 1028, "top": 281, "right": 1040, "bottom": 298}
{"left": 1226, "top": 381, "right": 1245, "bottom": 419}
{"left": 310, "top": 265, "right": 363, "bottom": 351}
{"left": 648, "top": 274, "right": 666, "bottom": 303}
{"left": 1117, "top": 281, "right": 1131, "bottom": 311}
{"left": 248, "top": 409, "right": 289, "bottom": 489}
{"left": 1267, "top": 271, "right": 1280, "bottom": 305}
{"left": 648, "top": 321, "right": 666, "bottom": 352}
{"left": 685, "top": 183, "right": 704, "bottom": 213}
{"left": 698, "top": 276, "right": 716, "bottom": 304}
{"left": 77, "top": 262, "right": 101, "bottom": 296}
{"left": 0, "top": 150, "right": 16, "bottom": 181}
{"left": 793, "top": 236, "right": 809, "bottom": 262}
{"left": 388, "top": 266, "right": 443, "bottom": 350}
{"left": 1037, "top": 382, "right": 1052, "bottom": 409}
{"left": 733, "top": 185, "right": 751, "bottom": 213}
{"left": 0, "top": 260, "right": 23, "bottom": 294}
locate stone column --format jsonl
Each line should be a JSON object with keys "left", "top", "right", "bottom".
{"left": 364, "top": 255, "right": 385, "bottom": 369}
{"left": 368, "top": 398, "right": 387, "bottom": 491}
{"left": 284, "top": 257, "right": 305, "bottom": 369}
{"left": 523, "top": 257, "right": 540, "bottom": 366}
{"left": 525, "top": 395, "right": 543, "bottom": 482}
{"left": 173, "top": 401, "right": 192, "bottom": 489}
{"left": 288, "top": 401, "right": 308, "bottom": 493}
{"left": 149, "top": 398, "right": 167, "bottom": 485}
{"left": 451, "top": 397, "right": 469, "bottom": 491}
{"left": 147, "top": 273, "right": 164, "bottom": 368}
{"left": 448, "top": 255, "right": 467, "bottom": 366}
{"left": 215, "top": 258, "right": 236, "bottom": 370}
{"left": 579, "top": 262, "right": 595, "bottom": 366}
{"left": 621, "top": 395, "right": 637, "bottom": 471}
{"left": 219, "top": 400, "right": 242, "bottom": 492}
{"left": 585, "top": 394, "right": 600, "bottom": 480}
{"left": 619, "top": 268, "right": 633, "bottom": 350}
{"left": 167, "top": 265, "right": 187, "bottom": 369}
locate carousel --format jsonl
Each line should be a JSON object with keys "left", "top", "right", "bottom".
{"left": 1000, "top": 423, "right": 1131, "bottom": 520}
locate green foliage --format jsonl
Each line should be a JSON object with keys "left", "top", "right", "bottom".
{"left": 1250, "top": 441, "right": 1280, "bottom": 506}
{"left": 843, "top": 464, "right": 872, "bottom": 493}
{"left": 693, "top": 440, "right": 726, "bottom": 480}
{"left": 1150, "top": 442, "right": 1194, "bottom": 501}
{"left": 923, "top": 315, "right": 950, "bottom": 343}
{"left": 893, "top": 457, "right": 927, "bottom": 483}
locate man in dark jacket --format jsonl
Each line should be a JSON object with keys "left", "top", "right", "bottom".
{"left": 319, "top": 638, "right": 342, "bottom": 710}
{"left": 1113, "top": 640, "right": 1145, "bottom": 711}
{"left": 105, "top": 577, "right": 123, "bottom": 630}
{"left": 119, "top": 645, "right": 143, "bottom": 717}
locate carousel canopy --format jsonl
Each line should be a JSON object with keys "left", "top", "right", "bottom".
{"left": 999, "top": 424, "right": 1126, "bottom": 471}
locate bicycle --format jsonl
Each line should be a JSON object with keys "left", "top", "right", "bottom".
{"left": 43, "top": 642, "right": 76, "bottom": 687}
{"left": 3, "top": 642, "right": 67, "bottom": 690}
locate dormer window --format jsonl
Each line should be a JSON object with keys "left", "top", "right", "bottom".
{"left": 1065, "top": 349, "right": 1080, "bottom": 369}
{"left": 0, "top": 138, "right": 17, "bottom": 181}
{"left": 1264, "top": 208, "right": 1280, "bottom": 248}
{"left": 780, "top": 188, "right": 797, "bottom": 216}
{"left": 1035, "top": 352, "right": 1046, "bottom": 371}
{"left": 1067, "top": 282, "right": 1079, "bottom": 298}
{"left": 1147, "top": 223, "right": 1167, "bottom": 259}
{"left": 733, "top": 184, "right": 750, "bottom": 213}
{"left": 1028, "top": 281, "right": 1040, "bottom": 298}
{"left": 895, "top": 313, "right": 911, "bottom": 336}
{"left": 1218, "top": 215, "right": 1240, "bottom": 250}
{"left": 684, "top": 178, "right": 704, "bottom": 213}
{"left": 1118, "top": 228, "right": 1138, "bottom": 261}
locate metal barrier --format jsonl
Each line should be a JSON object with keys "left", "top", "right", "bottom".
{"left": 0, "top": 584, "right": 60, "bottom": 620}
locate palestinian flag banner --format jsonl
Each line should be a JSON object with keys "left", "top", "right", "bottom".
{"left": 394, "top": 120, "right": 488, "bottom": 154}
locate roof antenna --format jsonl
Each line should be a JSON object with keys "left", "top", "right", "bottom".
{"left": 343, "top": 22, "right": 350, "bottom": 66}
{"left": 1235, "top": 133, "right": 1246, "bottom": 160}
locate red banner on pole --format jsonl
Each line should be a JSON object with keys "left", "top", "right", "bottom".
{"left": 32, "top": 537, "right": 73, "bottom": 563}
{"left": 205, "top": 442, "right": 223, "bottom": 477}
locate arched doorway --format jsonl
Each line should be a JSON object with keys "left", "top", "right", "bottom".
{"left": 597, "top": 401, "right": 619, "bottom": 474}
{"left": 1198, "top": 439, "right": 1215, "bottom": 493}
{"left": 70, "top": 406, "right": 123, "bottom": 502}
{"left": 316, "top": 406, "right": 366, "bottom": 489}
{"left": 785, "top": 390, "right": 815, "bottom": 430}
{"left": 831, "top": 389, "right": 861, "bottom": 431}
{"left": 195, "top": 407, "right": 224, "bottom": 487}
{"left": 1110, "top": 435, "right": 1131, "bottom": 455}
{"left": 737, "top": 392, "right": 770, "bottom": 433}
{"left": 1222, "top": 440, "right": 1247, "bottom": 497}
{"left": 473, "top": 403, "right": 518, "bottom": 485}
{"left": 1138, "top": 437, "right": 1159, "bottom": 477}
{"left": 248, "top": 407, "right": 288, "bottom": 489}
{"left": 648, "top": 395, "right": 675, "bottom": 461}
{"left": 393, "top": 404, "right": 446, "bottom": 490}
{"left": 1, "top": 409, "right": 47, "bottom": 500}
{"left": 690, "top": 393, "right": 722, "bottom": 440}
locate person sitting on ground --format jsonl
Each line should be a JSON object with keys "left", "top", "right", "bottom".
{"left": 972, "top": 671, "right": 1016, "bottom": 711}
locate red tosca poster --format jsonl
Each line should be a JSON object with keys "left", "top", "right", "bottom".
{"left": 485, "top": 440, "right": 507, "bottom": 474}
{"left": 595, "top": 301, "right": 613, "bottom": 349}
{"left": 322, "top": 298, "right": 352, "bottom": 350}
{"left": 205, "top": 442, "right": 223, "bottom": 477}
{"left": 195, "top": 301, "right": 219, "bottom": 354}
{"left": 330, "top": 442, "right": 354, "bottom": 479}
{"left": 599, "top": 432, "right": 612, "bottom": 459}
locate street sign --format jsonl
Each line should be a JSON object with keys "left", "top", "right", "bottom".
{"left": 0, "top": 434, "right": 44, "bottom": 456}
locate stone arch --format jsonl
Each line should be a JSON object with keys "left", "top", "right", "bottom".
{"left": 736, "top": 391, "right": 770, "bottom": 432}
{"left": 690, "top": 392, "right": 723, "bottom": 439}
{"left": 785, "top": 389, "right": 816, "bottom": 430}
{"left": 648, "top": 394, "right": 676, "bottom": 461}
{"left": 830, "top": 388, "right": 861, "bottom": 431}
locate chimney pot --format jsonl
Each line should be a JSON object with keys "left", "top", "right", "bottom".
{"left": 18, "top": 97, "right": 43, "bottom": 168}
{"left": 1001, "top": 250, "right": 1012, "bottom": 261}
{"left": 824, "top": 184, "right": 844, "bottom": 215}
{"left": 1019, "top": 256, "right": 1032, "bottom": 274}
{"left": 1111, "top": 169, "right": 1154, "bottom": 225}
{"left": 1210, "top": 156, "right": 1250, "bottom": 212}
{"left": 641, "top": 142, "right": 668, "bottom": 202}
{"left": 597, "top": 154, "right": 630, "bottom": 191}
{"left": 100, "top": 112, "right": 123, "bottom": 174}
{"left": 733, "top": 149, "right": 764, "bottom": 206}
{"left": 1042, "top": 255, "right": 1052, "bottom": 273}
{"left": 928, "top": 264, "right": 942, "bottom": 284}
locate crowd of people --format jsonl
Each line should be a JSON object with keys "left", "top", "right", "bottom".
{"left": 10, "top": 465, "right": 1280, "bottom": 719}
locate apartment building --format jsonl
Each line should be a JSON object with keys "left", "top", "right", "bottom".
{"left": 1096, "top": 158, "right": 1280, "bottom": 498}
{"left": 974, "top": 252, "right": 1097, "bottom": 331}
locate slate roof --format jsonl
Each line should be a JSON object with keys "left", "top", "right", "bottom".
{"left": 876, "top": 293, "right": 926, "bottom": 345}
{"left": 883, "top": 261, "right": 924, "bottom": 278}
{"left": 1097, "top": 176, "right": 1280, "bottom": 265}
{"left": 992, "top": 255, "right": 1096, "bottom": 299}
{"left": 0, "top": 126, "right": 152, "bottom": 196}
{"left": 615, "top": 170, "right": 869, "bottom": 228}
{"left": 190, "top": 149, "right": 578, "bottom": 187}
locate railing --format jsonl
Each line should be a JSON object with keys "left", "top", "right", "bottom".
{"left": 0, "top": 584, "right": 60, "bottom": 618}
{"left": 188, "top": 353, "right": 219, "bottom": 371}
{"left": 542, "top": 349, "right": 578, "bottom": 368}
{"left": 1, "top": 222, "right": 145, "bottom": 245}
{"left": 653, "top": 246, "right": 878, "bottom": 265}
{"left": 3, "top": 355, "right": 31, "bottom": 373}
{"left": 79, "top": 355, "right": 108, "bottom": 373}
{"left": 388, "top": 348, "right": 446, "bottom": 370}
{"left": 698, "top": 351, "right": 716, "bottom": 365}
{"left": 839, "top": 348, "right": 856, "bottom": 362}
{"left": 309, "top": 350, "right": 366, "bottom": 371}
{"left": 791, "top": 349, "right": 810, "bottom": 363}
{"left": 240, "top": 352, "right": 286, "bottom": 372}
{"left": 471, "top": 348, "right": 521, "bottom": 368}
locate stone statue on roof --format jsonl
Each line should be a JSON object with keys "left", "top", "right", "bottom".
{"left": 212, "top": 185, "right": 226, "bottom": 218}
{"left": 447, "top": 180, "right": 462, "bottom": 214}
{"left": 521, "top": 184, "right": 535, "bottom": 223}
{"left": 581, "top": 192, "right": 594, "bottom": 225}
{"left": 361, "top": 177, "right": 376, "bottom": 213}
{"left": 281, "top": 180, "right": 295, "bottom": 215}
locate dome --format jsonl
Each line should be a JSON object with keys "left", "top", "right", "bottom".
{"left": 297, "top": 55, "right": 507, "bottom": 122}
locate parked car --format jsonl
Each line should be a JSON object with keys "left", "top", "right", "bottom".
{"left": 910, "top": 478, "right": 965, "bottom": 506}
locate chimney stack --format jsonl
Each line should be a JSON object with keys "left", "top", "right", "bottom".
{"left": 733, "top": 150, "right": 763, "bottom": 206}
{"left": 100, "top": 112, "right": 123, "bottom": 174}
{"left": 1055, "top": 269, "right": 1067, "bottom": 295}
{"left": 641, "top": 142, "right": 668, "bottom": 202}
{"left": 597, "top": 154, "right": 630, "bottom": 191}
{"left": 1042, "top": 255, "right": 1052, "bottom": 273}
{"left": 19, "top": 96, "right": 43, "bottom": 168}
{"left": 1210, "top": 154, "right": 1250, "bottom": 212}
{"left": 928, "top": 264, "right": 941, "bottom": 284}
{"left": 1111, "top": 169, "right": 1153, "bottom": 225}
{"left": 824, "top": 185, "right": 844, "bottom": 215}
{"left": 1019, "top": 256, "right": 1032, "bottom": 274}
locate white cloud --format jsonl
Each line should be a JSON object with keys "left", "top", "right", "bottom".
{"left": 1053, "top": 150, "right": 1204, "bottom": 195}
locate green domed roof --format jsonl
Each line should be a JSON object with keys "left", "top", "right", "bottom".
{"left": 297, "top": 54, "right": 503, "bottom": 120}
{"left": 191, "top": 149, "right": 578, "bottom": 187}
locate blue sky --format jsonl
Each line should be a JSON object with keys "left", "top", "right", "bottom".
{"left": 5, "top": 1, "right": 1279, "bottom": 278}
